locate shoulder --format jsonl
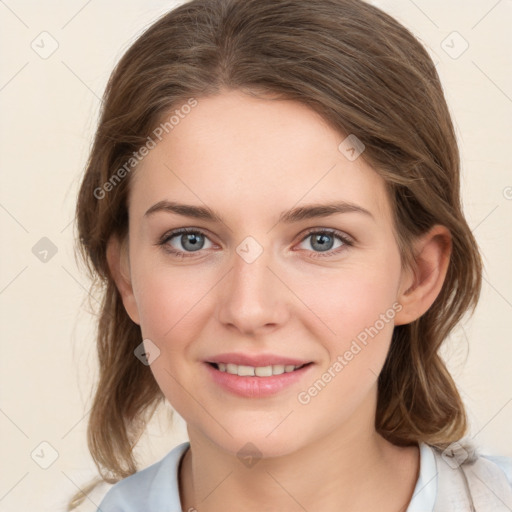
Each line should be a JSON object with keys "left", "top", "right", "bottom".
{"left": 430, "top": 439, "right": 512, "bottom": 511}
{"left": 96, "top": 442, "right": 190, "bottom": 512}
{"left": 433, "top": 439, "right": 512, "bottom": 486}
{"left": 479, "top": 452, "right": 512, "bottom": 486}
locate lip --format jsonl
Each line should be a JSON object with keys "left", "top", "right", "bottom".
{"left": 205, "top": 352, "right": 312, "bottom": 367}
{"left": 204, "top": 361, "right": 315, "bottom": 398}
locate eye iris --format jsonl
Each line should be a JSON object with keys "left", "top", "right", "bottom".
{"left": 311, "top": 233, "right": 333, "bottom": 252}
{"left": 181, "top": 233, "right": 204, "bottom": 252}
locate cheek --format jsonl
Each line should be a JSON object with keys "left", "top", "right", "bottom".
{"left": 291, "top": 258, "right": 402, "bottom": 384}
{"left": 131, "top": 255, "right": 211, "bottom": 339}
{"left": 294, "top": 260, "right": 401, "bottom": 338}
{"left": 130, "top": 262, "right": 211, "bottom": 408}
{"left": 131, "top": 246, "right": 402, "bottom": 357}
{"left": 292, "top": 268, "right": 400, "bottom": 426}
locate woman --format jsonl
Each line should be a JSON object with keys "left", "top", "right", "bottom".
{"left": 70, "top": 0, "right": 512, "bottom": 510}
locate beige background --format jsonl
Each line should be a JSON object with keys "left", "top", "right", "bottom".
{"left": 0, "top": 0, "right": 511, "bottom": 510}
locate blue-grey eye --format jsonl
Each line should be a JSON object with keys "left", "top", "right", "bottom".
{"left": 165, "top": 230, "right": 213, "bottom": 253}
{"left": 312, "top": 233, "right": 334, "bottom": 251}
{"left": 300, "top": 231, "right": 344, "bottom": 253}
{"left": 181, "top": 233, "right": 204, "bottom": 251}
{"left": 301, "top": 229, "right": 352, "bottom": 256}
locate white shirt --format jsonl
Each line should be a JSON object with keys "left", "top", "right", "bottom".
{"left": 96, "top": 441, "right": 512, "bottom": 511}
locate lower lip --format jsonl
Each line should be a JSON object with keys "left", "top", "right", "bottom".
{"left": 204, "top": 362, "right": 314, "bottom": 398}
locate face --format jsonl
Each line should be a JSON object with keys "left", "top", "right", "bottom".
{"left": 118, "top": 89, "right": 412, "bottom": 458}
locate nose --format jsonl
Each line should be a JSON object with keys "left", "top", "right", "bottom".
{"left": 216, "top": 245, "right": 290, "bottom": 336}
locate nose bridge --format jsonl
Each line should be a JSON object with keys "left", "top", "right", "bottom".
{"left": 216, "top": 236, "right": 288, "bottom": 334}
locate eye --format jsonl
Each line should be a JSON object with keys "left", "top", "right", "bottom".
{"left": 297, "top": 229, "right": 353, "bottom": 258}
{"left": 157, "top": 227, "right": 353, "bottom": 259}
{"left": 158, "top": 228, "right": 214, "bottom": 257}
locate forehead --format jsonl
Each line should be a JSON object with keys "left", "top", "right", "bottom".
{"left": 129, "top": 90, "right": 391, "bottom": 224}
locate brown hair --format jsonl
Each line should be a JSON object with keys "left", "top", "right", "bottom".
{"left": 70, "top": 0, "right": 482, "bottom": 508}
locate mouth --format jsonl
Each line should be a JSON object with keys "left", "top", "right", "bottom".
{"left": 207, "top": 361, "right": 313, "bottom": 377}
{"left": 204, "top": 360, "right": 315, "bottom": 398}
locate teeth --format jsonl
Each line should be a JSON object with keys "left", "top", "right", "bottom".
{"left": 215, "top": 362, "right": 304, "bottom": 376}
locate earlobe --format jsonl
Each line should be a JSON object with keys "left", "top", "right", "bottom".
{"left": 394, "top": 225, "right": 452, "bottom": 326}
{"left": 106, "top": 234, "right": 141, "bottom": 325}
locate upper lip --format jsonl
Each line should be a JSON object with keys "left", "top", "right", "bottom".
{"left": 206, "top": 353, "right": 312, "bottom": 367}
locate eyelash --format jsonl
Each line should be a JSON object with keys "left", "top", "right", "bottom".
{"left": 157, "top": 227, "right": 354, "bottom": 259}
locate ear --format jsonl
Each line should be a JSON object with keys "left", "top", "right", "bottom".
{"left": 106, "top": 234, "right": 140, "bottom": 325}
{"left": 394, "top": 225, "right": 452, "bottom": 326}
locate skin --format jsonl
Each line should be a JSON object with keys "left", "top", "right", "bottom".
{"left": 107, "top": 89, "right": 452, "bottom": 512}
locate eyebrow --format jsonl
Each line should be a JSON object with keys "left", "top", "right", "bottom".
{"left": 144, "top": 200, "right": 374, "bottom": 223}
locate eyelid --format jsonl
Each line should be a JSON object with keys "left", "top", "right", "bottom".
{"left": 299, "top": 226, "right": 354, "bottom": 245}
{"left": 158, "top": 227, "right": 214, "bottom": 245}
